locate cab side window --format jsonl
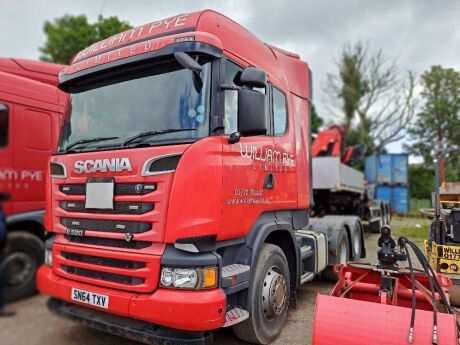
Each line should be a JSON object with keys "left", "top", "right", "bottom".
{"left": 223, "top": 60, "right": 243, "bottom": 134}
{"left": 0, "top": 103, "right": 8, "bottom": 147}
{"left": 272, "top": 87, "right": 287, "bottom": 135}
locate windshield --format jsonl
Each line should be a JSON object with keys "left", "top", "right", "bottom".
{"left": 58, "top": 58, "right": 212, "bottom": 152}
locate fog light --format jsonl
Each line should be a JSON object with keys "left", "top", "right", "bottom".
{"left": 450, "top": 264, "right": 458, "bottom": 271}
{"left": 45, "top": 249, "right": 53, "bottom": 266}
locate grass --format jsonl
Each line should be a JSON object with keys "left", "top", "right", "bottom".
{"left": 390, "top": 216, "right": 430, "bottom": 247}
{"left": 393, "top": 226, "right": 429, "bottom": 239}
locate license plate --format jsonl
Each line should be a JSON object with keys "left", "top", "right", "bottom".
{"left": 85, "top": 178, "right": 114, "bottom": 209}
{"left": 71, "top": 288, "right": 109, "bottom": 309}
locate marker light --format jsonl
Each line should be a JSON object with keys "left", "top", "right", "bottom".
{"left": 175, "top": 36, "right": 195, "bottom": 43}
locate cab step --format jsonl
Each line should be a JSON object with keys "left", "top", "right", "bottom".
{"left": 222, "top": 264, "right": 251, "bottom": 292}
{"left": 300, "top": 271, "right": 315, "bottom": 284}
{"left": 222, "top": 264, "right": 250, "bottom": 278}
{"left": 223, "top": 308, "right": 249, "bottom": 327}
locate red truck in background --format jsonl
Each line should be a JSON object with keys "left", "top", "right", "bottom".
{"left": 37, "top": 10, "right": 370, "bottom": 344}
{"left": 0, "top": 58, "right": 66, "bottom": 300}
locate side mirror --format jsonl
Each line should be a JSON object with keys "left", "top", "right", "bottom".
{"left": 238, "top": 88, "right": 267, "bottom": 136}
{"left": 237, "top": 67, "right": 267, "bottom": 137}
{"left": 239, "top": 67, "right": 267, "bottom": 88}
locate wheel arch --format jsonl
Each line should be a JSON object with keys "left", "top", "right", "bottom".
{"left": 246, "top": 213, "right": 301, "bottom": 291}
{"left": 6, "top": 210, "right": 46, "bottom": 240}
{"left": 8, "top": 220, "right": 46, "bottom": 240}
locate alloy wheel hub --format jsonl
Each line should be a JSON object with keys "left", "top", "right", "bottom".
{"left": 262, "top": 266, "right": 287, "bottom": 320}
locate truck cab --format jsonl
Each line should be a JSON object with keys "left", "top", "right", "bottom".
{"left": 0, "top": 58, "right": 65, "bottom": 300}
{"left": 37, "top": 10, "right": 364, "bottom": 344}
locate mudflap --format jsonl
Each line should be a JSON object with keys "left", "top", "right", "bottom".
{"left": 312, "top": 294, "right": 459, "bottom": 345}
{"left": 47, "top": 298, "right": 213, "bottom": 345}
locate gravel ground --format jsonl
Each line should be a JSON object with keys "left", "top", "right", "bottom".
{"left": 0, "top": 219, "right": 444, "bottom": 345}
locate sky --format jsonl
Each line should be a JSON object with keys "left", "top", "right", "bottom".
{"left": 1, "top": 0, "right": 459, "bottom": 160}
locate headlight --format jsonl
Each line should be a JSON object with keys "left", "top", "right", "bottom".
{"left": 160, "top": 267, "right": 217, "bottom": 290}
{"left": 450, "top": 264, "right": 458, "bottom": 271}
{"left": 45, "top": 249, "right": 53, "bottom": 266}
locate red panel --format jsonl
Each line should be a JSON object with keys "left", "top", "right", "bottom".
{"left": 164, "top": 137, "right": 223, "bottom": 242}
{"left": 312, "top": 294, "right": 458, "bottom": 345}
{"left": 292, "top": 94, "right": 310, "bottom": 208}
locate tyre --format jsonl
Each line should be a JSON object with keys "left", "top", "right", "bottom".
{"left": 323, "top": 231, "right": 349, "bottom": 282}
{"left": 350, "top": 220, "right": 362, "bottom": 261}
{"left": 233, "top": 244, "right": 290, "bottom": 344}
{"left": 369, "top": 217, "right": 382, "bottom": 233}
{"left": 385, "top": 203, "right": 392, "bottom": 225}
{"left": 2, "top": 231, "right": 44, "bottom": 302}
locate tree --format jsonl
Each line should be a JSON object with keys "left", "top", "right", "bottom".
{"left": 409, "top": 165, "right": 435, "bottom": 199}
{"left": 40, "top": 15, "right": 132, "bottom": 64}
{"left": 407, "top": 65, "right": 460, "bottom": 181}
{"left": 325, "top": 41, "right": 416, "bottom": 153}
{"left": 310, "top": 103, "right": 324, "bottom": 134}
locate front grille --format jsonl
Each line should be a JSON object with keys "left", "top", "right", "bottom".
{"left": 60, "top": 201, "right": 154, "bottom": 215}
{"left": 62, "top": 265, "right": 145, "bottom": 285}
{"left": 59, "top": 183, "right": 157, "bottom": 196}
{"left": 61, "top": 218, "right": 151, "bottom": 233}
{"left": 65, "top": 234, "right": 151, "bottom": 249}
{"left": 61, "top": 252, "right": 146, "bottom": 269}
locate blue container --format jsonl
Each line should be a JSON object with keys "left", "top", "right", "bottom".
{"left": 365, "top": 155, "right": 392, "bottom": 184}
{"left": 375, "top": 185, "right": 392, "bottom": 202}
{"left": 392, "top": 186, "right": 410, "bottom": 213}
{"left": 391, "top": 154, "right": 409, "bottom": 185}
{"left": 365, "top": 154, "right": 409, "bottom": 185}
{"left": 374, "top": 185, "right": 410, "bottom": 213}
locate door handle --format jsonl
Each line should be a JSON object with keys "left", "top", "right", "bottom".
{"left": 263, "top": 173, "right": 275, "bottom": 190}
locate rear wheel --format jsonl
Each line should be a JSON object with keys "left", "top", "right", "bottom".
{"left": 323, "top": 231, "right": 349, "bottom": 282}
{"left": 350, "top": 221, "right": 362, "bottom": 260}
{"left": 2, "top": 231, "right": 44, "bottom": 302}
{"left": 385, "top": 203, "right": 392, "bottom": 225}
{"left": 233, "top": 244, "right": 290, "bottom": 344}
{"left": 369, "top": 216, "right": 383, "bottom": 233}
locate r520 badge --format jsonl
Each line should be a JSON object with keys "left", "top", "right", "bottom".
{"left": 66, "top": 229, "right": 85, "bottom": 237}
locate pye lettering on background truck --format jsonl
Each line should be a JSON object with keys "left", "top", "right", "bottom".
{"left": 37, "top": 10, "right": 367, "bottom": 344}
{"left": 0, "top": 58, "right": 66, "bottom": 301}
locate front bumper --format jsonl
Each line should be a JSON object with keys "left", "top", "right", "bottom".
{"left": 47, "top": 298, "right": 213, "bottom": 345}
{"left": 37, "top": 266, "right": 226, "bottom": 332}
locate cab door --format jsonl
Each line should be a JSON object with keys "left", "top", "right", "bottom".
{"left": 221, "top": 58, "right": 274, "bottom": 240}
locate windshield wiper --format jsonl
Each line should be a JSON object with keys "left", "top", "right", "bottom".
{"left": 65, "top": 136, "right": 120, "bottom": 151}
{"left": 122, "top": 128, "right": 196, "bottom": 146}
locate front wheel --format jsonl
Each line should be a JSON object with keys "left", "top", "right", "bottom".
{"left": 2, "top": 231, "right": 44, "bottom": 301}
{"left": 233, "top": 244, "right": 290, "bottom": 344}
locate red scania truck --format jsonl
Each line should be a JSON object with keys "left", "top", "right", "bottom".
{"left": 0, "top": 58, "right": 65, "bottom": 300}
{"left": 37, "top": 10, "right": 366, "bottom": 344}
